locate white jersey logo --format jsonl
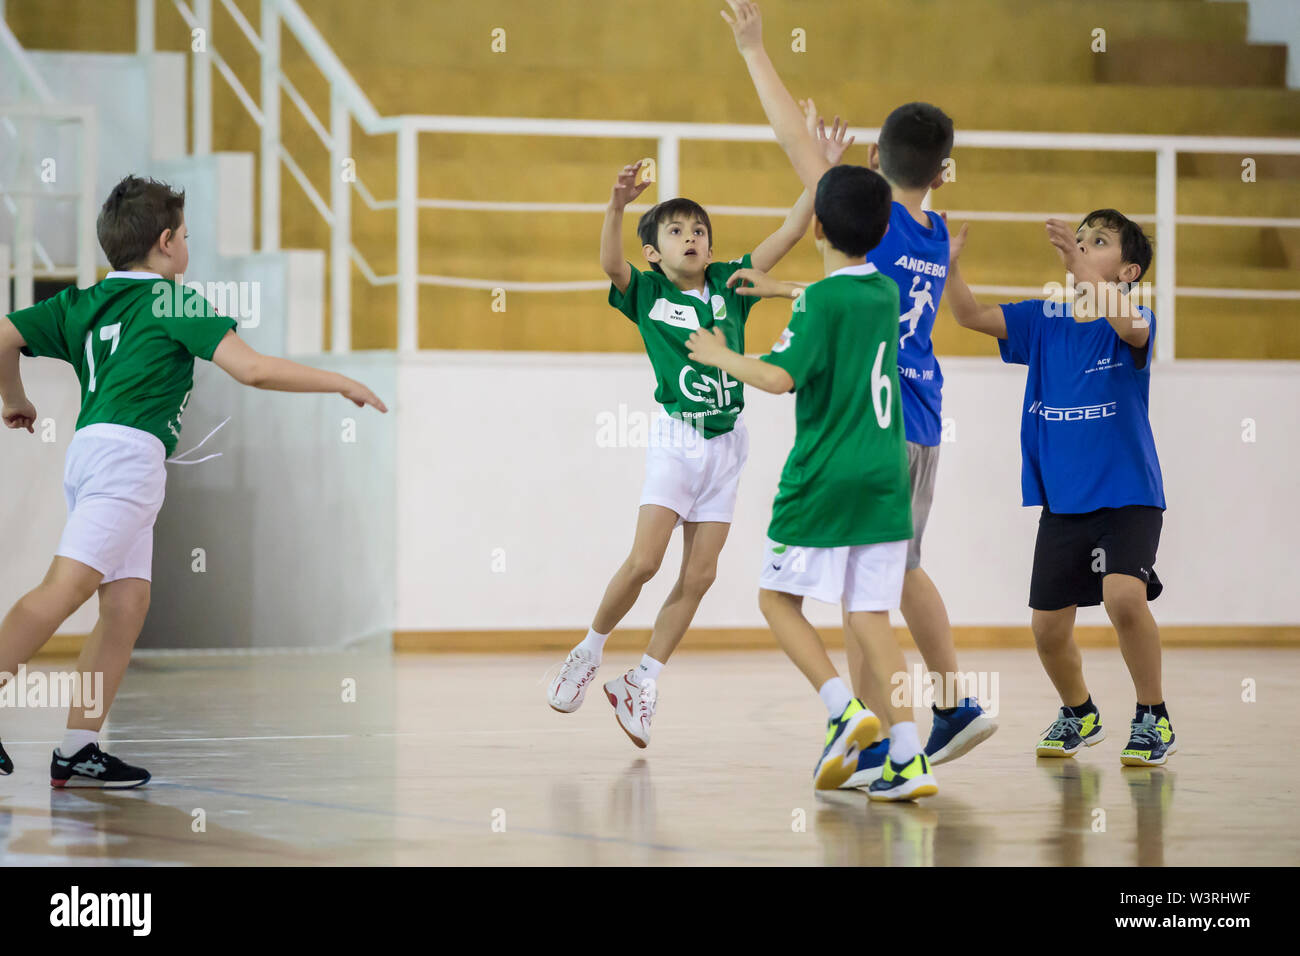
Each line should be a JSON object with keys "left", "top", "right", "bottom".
{"left": 648, "top": 298, "right": 701, "bottom": 330}
{"left": 899, "top": 276, "right": 934, "bottom": 350}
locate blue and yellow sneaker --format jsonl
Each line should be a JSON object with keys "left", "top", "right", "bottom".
{"left": 839, "top": 738, "right": 890, "bottom": 790}
{"left": 1035, "top": 705, "right": 1105, "bottom": 757}
{"left": 814, "top": 699, "right": 880, "bottom": 791}
{"left": 1120, "top": 712, "right": 1176, "bottom": 766}
{"left": 867, "top": 752, "right": 938, "bottom": 802}
{"left": 925, "top": 697, "right": 998, "bottom": 765}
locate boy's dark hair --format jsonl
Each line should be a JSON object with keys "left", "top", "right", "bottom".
{"left": 636, "top": 198, "right": 712, "bottom": 274}
{"left": 877, "top": 102, "right": 954, "bottom": 190}
{"left": 815, "top": 165, "right": 892, "bottom": 257}
{"left": 1078, "top": 208, "right": 1153, "bottom": 282}
{"left": 96, "top": 175, "right": 185, "bottom": 271}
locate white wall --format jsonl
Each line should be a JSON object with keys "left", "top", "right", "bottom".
{"left": 4, "top": 353, "right": 1296, "bottom": 644}
{"left": 395, "top": 354, "right": 1300, "bottom": 631}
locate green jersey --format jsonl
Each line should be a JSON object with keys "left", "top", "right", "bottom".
{"left": 7, "top": 274, "right": 236, "bottom": 456}
{"left": 609, "top": 254, "right": 756, "bottom": 438}
{"left": 760, "top": 264, "right": 912, "bottom": 548}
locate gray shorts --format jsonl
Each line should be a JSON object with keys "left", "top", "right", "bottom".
{"left": 906, "top": 441, "right": 940, "bottom": 571}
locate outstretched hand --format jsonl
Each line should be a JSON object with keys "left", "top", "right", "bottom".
{"left": 941, "top": 212, "right": 969, "bottom": 265}
{"left": 1045, "top": 218, "right": 1097, "bottom": 281}
{"left": 726, "top": 267, "right": 798, "bottom": 299}
{"left": 686, "top": 326, "right": 731, "bottom": 365}
{"left": 800, "top": 98, "right": 855, "bottom": 165}
{"left": 341, "top": 380, "right": 388, "bottom": 413}
{"left": 720, "top": 0, "right": 763, "bottom": 54}
{"left": 611, "top": 161, "right": 653, "bottom": 210}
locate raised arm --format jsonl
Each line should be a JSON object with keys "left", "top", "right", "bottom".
{"left": 601, "top": 161, "right": 652, "bottom": 295}
{"left": 684, "top": 326, "right": 794, "bottom": 395}
{"left": 750, "top": 187, "right": 814, "bottom": 273}
{"left": 722, "top": 1, "right": 832, "bottom": 194}
{"left": 211, "top": 331, "right": 387, "bottom": 411}
{"left": 0, "top": 318, "right": 36, "bottom": 433}
{"left": 943, "top": 220, "right": 1006, "bottom": 339}
{"left": 1045, "top": 218, "right": 1149, "bottom": 349}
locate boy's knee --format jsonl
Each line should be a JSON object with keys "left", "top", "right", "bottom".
{"left": 681, "top": 565, "right": 717, "bottom": 599}
{"left": 1031, "top": 612, "right": 1074, "bottom": 647}
{"left": 99, "top": 581, "right": 152, "bottom": 626}
{"left": 758, "top": 588, "right": 790, "bottom": 620}
{"left": 625, "top": 552, "right": 662, "bottom": 585}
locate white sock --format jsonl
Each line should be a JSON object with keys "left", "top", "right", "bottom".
{"left": 818, "top": 677, "right": 852, "bottom": 718}
{"left": 576, "top": 628, "right": 610, "bottom": 661}
{"left": 634, "top": 654, "right": 664, "bottom": 684}
{"left": 889, "top": 721, "right": 921, "bottom": 764}
{"left": 59, "top": 729, "right": 99, "bottom": 758}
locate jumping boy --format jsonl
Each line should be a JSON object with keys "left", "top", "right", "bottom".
{"left": 945, "top": 209, "right": 1175, "bottom": 767}
{"left": 721, "top": 0, "right": 996, "bottom": 788}
{"left": 0, "top": 175, "right": 387, "bottom": 786}
{"left": 686, "top": 163, "right": 936, "bottom": 801}
{"left": 544, "top": 153, "right": 833, "bottom": 748}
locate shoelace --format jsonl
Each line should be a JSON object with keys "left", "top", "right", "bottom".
{"left": 539, "top": 650, "right": 597, "bottom": 689}
{"left": 1044, "top": 715, "right": 1082, "bottom": 740}
{"left": 165, "top": 416, "right": 231, "bottom": 466}
{"left": 1129, "top": 719, "right": 1163, "bottom": 747}
{"left": 637, "top": 678, "right": 657, "bottom": 722}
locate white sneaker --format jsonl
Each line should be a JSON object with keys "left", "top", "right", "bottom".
{"left": 547, "top": 647, "right": 601, "bottom": 713}
{"left": 604, "top": 670, "right": 657, "bottom": 748}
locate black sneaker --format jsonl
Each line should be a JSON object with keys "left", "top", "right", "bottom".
{"left": 50, "top": 743, "right": 150, "bottom": 789}
{"left": 0, "top": 739, "right": 12, "bottom": 775}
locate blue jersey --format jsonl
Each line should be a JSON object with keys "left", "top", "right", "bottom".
{"left": 866, "top": 202, "right": 949, "bottom": 446}
{"left": 998, "top": 299, "right": 1165, "bottom": 515}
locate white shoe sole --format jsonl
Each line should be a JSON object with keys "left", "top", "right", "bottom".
{"left": 929, "top": 714, "right": 998, "bottom": 765}
{"left": 868, "top": 772, "right": 938, "bottom": 802}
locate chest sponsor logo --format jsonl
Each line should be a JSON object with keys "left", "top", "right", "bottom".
{"left": 679, "top": 366, "right": 738, "bottom": 407}
{"left": 648, "top": 297, "right": 702, "bottom": 330}
{"left": 1085, "top": 357, "right": 1124, "bottom": 374}
{"left": 1028, "top": 400, "right": 1117, "bottom": 422}
{"left": 893, "top": 254, "right": 947, "bottom": 278}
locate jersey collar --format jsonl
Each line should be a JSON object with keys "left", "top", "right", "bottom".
{"left": 105, "top": 270, "right": 164, "bottom": 280}
{"left": 827, "top": 262, "right": 879, "bottom": 279}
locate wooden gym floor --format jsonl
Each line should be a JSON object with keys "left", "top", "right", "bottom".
{"left": 0, "top": 648, "right": 1294, "bottom": 866}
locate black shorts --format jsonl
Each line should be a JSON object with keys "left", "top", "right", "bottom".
{"left": 1029, "top": 505, "right": 1164, "bottom": 611}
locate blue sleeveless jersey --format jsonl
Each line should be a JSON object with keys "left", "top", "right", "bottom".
{"left": 866, "top": 202, "right": 949, "bottom": 446}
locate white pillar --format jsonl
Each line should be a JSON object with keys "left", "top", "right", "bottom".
{"left": 193, "top": 0, "right": 212, "bottom": 155}
{"left": 330, "top": 88, "right": 352, "bottom": 353}
{"left": 78, "top": 109, "right": 98, "bottom": 289}
{"left": 396, "top": 121, "right": 418, "bottom": 352}
{"left": 657, "top": 134, "right": 679, "bottom": 201}
{"left": 136, "top": 0, "right": 154, "bottom": 54}
{"left": 1154, "top": 147, "right": 1176, "bottom": 362}
{"left": 260, "top": 0, "right": 280, "bottom": 251}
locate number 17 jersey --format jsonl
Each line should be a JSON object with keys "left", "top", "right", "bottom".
{"left": 6, "top": 273, "right": 236, "bottom": 456}
{"left": 758, "top": 263, "right": 912, "bottom": 548}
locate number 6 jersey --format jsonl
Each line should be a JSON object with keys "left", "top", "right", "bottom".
{"left": 6, "top": 272, "right": 236, "bottom": 456}
{"left": 759, "top": 263, "right": 912, "bottom": 548}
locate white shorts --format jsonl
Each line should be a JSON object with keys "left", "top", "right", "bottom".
{"left": 639, "top": 412, "right": 748, "bottom": 524}
{"left": 758, "top": 538, "right": 907, "bottom": 612}
{"left": 57, "top": 424, "right": 168, "bottom": 583}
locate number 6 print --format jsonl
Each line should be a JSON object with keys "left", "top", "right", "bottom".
{"left": 871, "top": 340, "right": 892, "bottom": 428}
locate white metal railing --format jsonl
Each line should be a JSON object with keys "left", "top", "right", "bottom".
{"left": 130, "top": 0, "right": 1300, "bottom": 359}
{"left": 0, "top": 18, "right": 98, "bottom": 307}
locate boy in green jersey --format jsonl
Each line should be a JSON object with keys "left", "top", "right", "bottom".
{"left": 546, "top": 150, "right": 849, "bottom": 748}
{"left": 687, "top": 163, "right": 937, "bottom": 801}
{"left": 0, "top": 175, "right": 386, "bottom": 787}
